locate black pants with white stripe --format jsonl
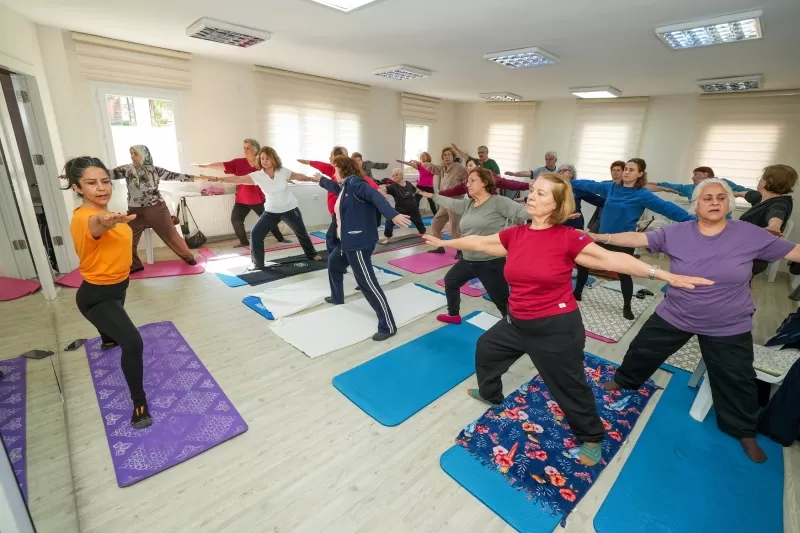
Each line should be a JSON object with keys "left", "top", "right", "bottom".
{"left": 328, "top": 245, "right": 397, "bottom": 335}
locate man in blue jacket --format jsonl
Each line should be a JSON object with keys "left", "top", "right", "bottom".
{"left": 297, "top": 157, "right": 411, "bottom": 341}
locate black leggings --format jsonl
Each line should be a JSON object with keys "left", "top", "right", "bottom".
{"left": 415, "top": 185, "right": 437, "bottom": 215}
{"left": 574, "top": 243, "right": 635, "bottom": 307}
{"left": 76, "top": 279, "right": 145, "bottom": 404}
{"left": 231, "top": 203, "right": 284, "bottom": 245}
{"left": 444, "top": 257, "right": 508, "bottom": 317}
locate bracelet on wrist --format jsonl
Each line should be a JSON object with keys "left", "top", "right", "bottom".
{"left": 648, "top": 264, "right": 661, "bottom": 280}
{"left": 605, "top": 234, "right": 612, "bottom": 245}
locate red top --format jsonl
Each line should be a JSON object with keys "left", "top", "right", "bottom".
{"left": 499, "top": 224, "right": 592, "bottom": 320}
{"left": 224, "top": 158, "right": 265, "bottom": 205}
{"left": 309, "top": 160, "right": 379, "bottom": 215}
{"left": 439, "top": 174, "right": 530, "bottom": 198}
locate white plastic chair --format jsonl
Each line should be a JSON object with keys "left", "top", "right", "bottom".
{"left": 767, "top": 219, "right": 793, "bottom": 283}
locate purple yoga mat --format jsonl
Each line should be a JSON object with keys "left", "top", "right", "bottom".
{"left": 0, "top": 358, "right": 27, "bottom": 502}
{"left": 85, "top": 322, "right": 247, "bottom": 487}
{"left": 387, "top": 248, "right": 459, "bottom": 274}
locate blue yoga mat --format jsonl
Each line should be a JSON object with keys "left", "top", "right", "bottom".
{"left": 594, "top": 370, "right": 783, "bottom": 533}
{"left": 216, "top": 272, "right": 248, "bottom": 288}
{"left": 482, "top": 277, "right": 595, "bottom": 302}
{"left": 332, "top": 310, "right": 488, "bottom": 426}
{"left": 441, "top": 446, "right": 562, "bottom": 533}
{"left": 310, "top": 230, "right": 327, "bottom": 240}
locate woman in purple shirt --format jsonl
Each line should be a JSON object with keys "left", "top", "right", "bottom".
{"left": 589, "top": 179, "right": 800, "bottom": 463}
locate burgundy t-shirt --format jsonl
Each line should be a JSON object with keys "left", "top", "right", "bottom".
{"left": 224, "top": 158, "right": 265, "bottom": 205}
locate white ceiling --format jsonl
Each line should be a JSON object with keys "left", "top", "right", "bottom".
{"left": 6, "top": 0, "right": 800, "bottom": 101}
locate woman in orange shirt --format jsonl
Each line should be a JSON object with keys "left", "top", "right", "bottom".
{"left": 66, "top": 156, "right": 151, "bottom": 429}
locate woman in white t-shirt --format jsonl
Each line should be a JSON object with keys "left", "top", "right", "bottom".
{"left": 209, "top": 146, "right": 322, "bottom": 269}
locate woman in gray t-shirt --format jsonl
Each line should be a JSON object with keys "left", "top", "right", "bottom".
{"left": 418, "top": 167, "right": 528, "bottom": 322}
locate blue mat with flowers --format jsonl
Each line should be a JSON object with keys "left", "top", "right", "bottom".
{"left": 440, "top": 353, "right": 656, "bottom": 532}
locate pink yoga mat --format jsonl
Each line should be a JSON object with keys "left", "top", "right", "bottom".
{"left": 435, "top": 279, "right": 486, "bottom": 297}
{"left": 586, "top": 331, "right": 616, "bottom": 343}
{"left": 56, "top": 258, "right": 206, "bottom": 288}
{"left": 387, "top": 248, "right": 459, "bottom": 274}
{"left": 0, "top": 277, "right": 41, "bottom": 301}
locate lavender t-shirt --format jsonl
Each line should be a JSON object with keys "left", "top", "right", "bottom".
{"left": 647, "top": 221, "right": 795, "bottom": 336}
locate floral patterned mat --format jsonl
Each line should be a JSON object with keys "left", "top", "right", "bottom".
{"left": 455, "top": 353, "right": 657, "bottom": 524}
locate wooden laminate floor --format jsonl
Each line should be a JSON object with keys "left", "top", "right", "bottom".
{"left": 4, "top": 225, "right": 799, "bottom": 533}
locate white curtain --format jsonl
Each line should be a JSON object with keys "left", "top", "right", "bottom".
{"left": 401, "top": 92, "right": 440, "bottom": 122}
{"left": 485, "top": 101, "right": 537, "bottom": 174}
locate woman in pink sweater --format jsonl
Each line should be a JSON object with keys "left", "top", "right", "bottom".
{"left": 398, "top": 152, "right": 437, "bottom": 215}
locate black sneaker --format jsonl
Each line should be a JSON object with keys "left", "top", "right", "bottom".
{"left": 427, "top": 247, "right": 446, "bottom": 254}
{"left": 372, "top": 331, "right": 396, "bottom": 341}
{"left": 325, "top": 296, "right": 341, "bottom": 305}
{"left": 131, "top": 402, "right": 153, "bottom": 429}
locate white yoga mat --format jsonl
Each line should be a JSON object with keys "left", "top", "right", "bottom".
{"left": 270, "top": 283, "right": 447, "bottom": 358}
{"left": 248, "top": 267, "right": 403, "bottom": 320}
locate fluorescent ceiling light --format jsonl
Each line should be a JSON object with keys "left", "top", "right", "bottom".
{"left": 571, "top": 86, "right": 621, "bottom": 99}
{"left": 373, "top": 65, "right": 431, "bottom": 81}
{"left": 480, "top": 92, "right": 523, "bottom": 102}
{"left": 306, "top": 0, "right": 380, "bottom": 12}
{"left": 656, "top": 10, "right": 763, "bottom": 50}
{"left": 186, "top": 18, "right": 270, "bottom": 48}
{"left": 697, "top": 75, "right": 763, "bottom": 93}
{"left": 483, "top": 47, "right": 559, "bottom": 68}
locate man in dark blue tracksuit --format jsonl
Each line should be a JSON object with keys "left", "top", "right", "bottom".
{"left": 317, "top": 168, "right": 411, "bottom": 341}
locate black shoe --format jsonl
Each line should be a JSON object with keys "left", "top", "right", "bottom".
{"left": 131, "top": 402, "right": 153, "bottom": 429}
{"left": 279, "top": 238, "right": 293, "bottom": 244}
{"left": 101, "top": 341, "right": 119, "bottom": 351}
{"left": 623, "top": 306, "right": 634, "bottom": 320}
{"left": 130, "top": 266, "right": 145, "bottom": 274}
{"left": 185, "top": 258, "right": 197, "bottom": 266}
{"left": 325, "top": 296, "right": 341, "bottom": 305}
{"left": 455, "top": 250, "right": 463, "bottom": 259}
{"left": 573, "top": 291, "right": 582, "bottom": 302}
{"left": 427, "top": 247, "right": 446, "bottom": 254}
{"left": 372, "top": 331, "right": 396, "bottom": 341}
{"left": 355, "top": 286, "right": 361, "bottom": 291}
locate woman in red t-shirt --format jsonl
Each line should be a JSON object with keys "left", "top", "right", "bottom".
{"left": 422, "top": 173, "right": 711, "bottom": 466}
{"left": 198, "top": 138, "right": 288, "bottom": 247}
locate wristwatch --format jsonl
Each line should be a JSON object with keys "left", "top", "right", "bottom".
{"left": 648, "top": 265, "right": 660, "bottom": 280}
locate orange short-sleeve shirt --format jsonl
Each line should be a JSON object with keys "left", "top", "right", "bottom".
{"left": 69, "top": 206, "right": 132, "bottom": 285}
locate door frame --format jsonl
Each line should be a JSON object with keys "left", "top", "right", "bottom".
{"left": 91, "top": 82, "right": 187, "bottom": 171}
{"left": 0, "top": 143, "right": 33, "bottom": 279}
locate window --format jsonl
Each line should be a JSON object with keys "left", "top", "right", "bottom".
{"left": 403, "top": 122, "right": 429, "bottom": 168}
{"left": 687, "top": 95, "right": 800, "bottom": 190}
{"left": 485, "top": 102, "right": 536, "bottom": 174}
{"left": 569, "top": 99, "right": 649, "bottom": 180}
{"left": 149, "top": 99, "right": 174, "bottom": 127}
{"left": 254, "top": 67, "right": 368, "bottom": 176}
{"left": 106, "top": 95, "right": 136, "bottom": 126}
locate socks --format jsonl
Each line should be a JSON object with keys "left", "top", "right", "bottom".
{"left": 436, "top": 314, "right": 462, "bottom": 325}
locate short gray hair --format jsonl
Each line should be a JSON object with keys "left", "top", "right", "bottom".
{"left": 557, "top": 163, "right": 576, "bottom": 178}
{"left": 243, "top": 138, "right": 260, "bottom": 151}
{"left": 690, "top": 178, "right": 735, "bottom": 215}
{"left": 392, "top": 168, "right": 402, "bottom": 175}
{"left": 545, "top": 151, "right": 558, "bottom": 158}
{"left": 477, "top": 145, "right": 488, "bottom": 152}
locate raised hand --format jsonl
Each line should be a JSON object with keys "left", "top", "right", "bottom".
{"left": 297, "top": 159, "right": 310, "bottom": 165}
{"left": 392, "top": 214, "right": 412, "bottom": 228}
{"left": 665, "top": 273, "right": 714, "bottom": 290}
{"left": 421, "top": 234, "right": 446, "bottom": 248}
{"left": 100, "top": 212, "right": 136, "bottom": 228}
{"left": 504, "top": 171, "right": 514, "bottom": 176}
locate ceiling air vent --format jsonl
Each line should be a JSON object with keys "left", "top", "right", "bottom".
{"left": 186, "top": 18, "right": 271, "bottom": 48}
{"left": 698, "top": 75, "right": 763, "bottom": 93}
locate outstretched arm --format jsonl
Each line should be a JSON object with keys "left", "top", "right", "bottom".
{"left": 586, "top": 231, "right": 649, "bottom": 249}
{"left": 570, "top": 179, "right": 610, "bottom": 197}
{"left": 575, "top": 243, "right": 713, "bottom": 289}
{"left": 640, "top": 191, "right": 695, "bottom": 222}
{"left": 422, "top": 233, "right": 507, "bottom": 257}
{"left": 353, "top": 180, "right": 401, "bottom": 221}
{"left": 646, "top": 183, "right": 684, "bottom": 195}
{"left": 496, "top": 176, "right": 531, "bottom": 191}
{"left": 505, "top": 170, "right": 534, "bottom": 178}
{"left": 397, "top": 159, "right": 420, "bottom": 170}
{"left": 437, "top": 183, "right": 468, "bottom": 197}
{"left": 88, "top": 212, "right": 137, "bottom": 238}
{"left": 196, "top": 162, "right": 227, "bottom": 172}
{"left": 154, "top": 167, "right": 195, "bottom": 182}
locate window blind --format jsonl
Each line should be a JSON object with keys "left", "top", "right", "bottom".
{"left": 485, "top": 101, "right": 537, "bottom": 174}
{"left": 401, "top": 93, "right": 440, "bottom": 122}
{"left": 70, "top": 32, "right": 192, "bottom": 90}
{"left": 569, "top": 98, "right": 649, "bottom": 180}
{"left": 253, "top": 66, "right": 370, "bottom": 169}
{"left": 687, "top": 93, "right": 800, "bottom": 190}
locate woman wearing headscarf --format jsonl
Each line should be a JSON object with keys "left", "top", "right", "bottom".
{"left": 112, "top": 145, "right": 201, "bottom": 273}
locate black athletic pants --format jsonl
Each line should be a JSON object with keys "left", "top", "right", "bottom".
{"left": 384, "top": 205, "right": 426, "bottom": 237}
{"left": 614, "top": 312, "right": 758, "bottom": 438}
{"left": 415, "top": 185, "right": 437, "bottom": 215}
{"left": 475, "top": 310, "right": 604, "bottom": 442}
{"left": 76, "top": 279, "right": 145, "bottom": 404}
{"left": 575, "top": 243, "right": 635, "bottom": 307}
{"left": 230, "top": 202, "right": 284, "bottom": 245}
{"left": 251, "top": 207, "right": 317, "bottom": 267}
{"left": 444, "top": 257, "right": 508, "bottom": 317}
{"left": 328, "top": 246, "right": 397, "bottom": 335}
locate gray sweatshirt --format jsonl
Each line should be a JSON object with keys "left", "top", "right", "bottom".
{"left": 433, "top": 194, "right": 528, "bottom": 261}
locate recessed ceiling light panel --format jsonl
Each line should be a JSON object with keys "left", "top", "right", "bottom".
{"left": 483, "top": 47, "right": 559, "bottom": 68}
{"left": 697, "top": 75, "right": 763, "bottom": 93}
{"left": 306, "top": 0, "right": 381, "bottom": 12}
{"left": 480, "top": 92, "right": 523, "bottom": 102}
{"left": 373, "top": 65, "right": 432, "bottom": 81}
{"left": 186, "top": 18, "right": 270, "bottom": 48}
{"left": 571, "top": 86, "right": 621, "bottom": 99}
{"left": 656, "top": 10, "right": 763, "bottom": 50}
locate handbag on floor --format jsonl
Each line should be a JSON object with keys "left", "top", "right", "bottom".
{"left": 177, "top": 197, "right": 207, "bottom": 249}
